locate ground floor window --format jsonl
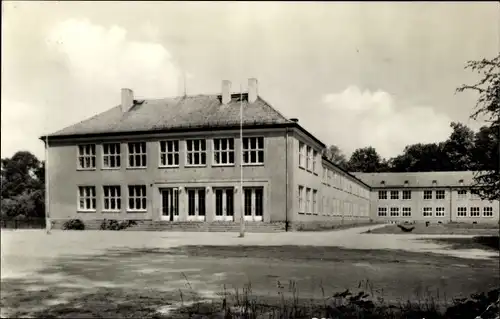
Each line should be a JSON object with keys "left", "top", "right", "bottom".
{"left": 470, "top": 207, "right": 480, "bottom": 217}
{"left": 457, "top": 207, "right": 467, "bottom": 217}
{"left": 244, "top": 187, "right": 264, "bottom": 221}
{"left": 214, "top": 188, "right": 234, "bottom": 221}
{"left": 78, "top": 186, "right": 96, "bottom": 211}
{"left": 402, "top": 207, "right": 411, "bottom": 217}
{"left": 483, "top": 207, "right": 493, "bottom": 217}
{"left": 103, "top": 186, "right": 121, "bottom": 211}
{"left": 423, "top": 207, "right": 432, "bottom": 217}
{"left": 128, "top": 185, "right": 147, "bottom": 211}
{"left": 378, "top": 207, "right": 387, "bottom": 217}
{"left": 390, "top": 207, "right": 399, "bottom": 217}
{"left": 161, "top": 188, "right": 179, "bottom": 221}
{"left": 435, "top": 207, "right": 445, "bottom": 217}
{"left": 187, "top": 188, "right": 206, "bottom": 221}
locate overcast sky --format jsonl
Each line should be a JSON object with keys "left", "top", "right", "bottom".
{"left": 2, "top": 1, "right": 498, "bottom": 160}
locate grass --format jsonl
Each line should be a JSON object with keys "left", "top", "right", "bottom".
{"left": 422, "top": 236, "right": 499, "bottom": 252}
{"left": 365, "top": 223, "right": 499, "bottom": 235}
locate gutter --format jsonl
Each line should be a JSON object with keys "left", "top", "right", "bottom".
{"left": 285, "top": 127, "right": 290, "bottom": 231}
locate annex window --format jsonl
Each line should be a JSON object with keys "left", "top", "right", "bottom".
{"left": 378, "top": 207, "right": 387, "bottom": 217}
{"left": 299, "top": 142, "right": 306, "bottom": 168}
{"left": 186, "top": 139, "right": 207, "bottom": 166}
{"left": 435, "top": 190, "right": 445, "bottom": 200}
{"left": 483, "top": 207, "right": 493, "bottom": 217}
{"left": 305, "top": 188, "right": 311, "bottom": 214}
{"left": 457, "top": 207, "right": 467, "bottom": 217}
{"left": 390, "top": 207, "right": 400, "bottom": 217}
{"left": 470, "top": 207, "right": 480, "bottom": 217}
{"left": 306, "top": 146, "right": 312, "bottom": 170}
{"left": 435, "top": 207, "right": 445, "bottom": 217}
{"left": 312, "top": 190, "right": 318, "bottom": 215}
{"left": 402, "top": 207, "right": 411, "bottom": 217}
{"left": 128, "top": 185, "right": 147, "bottom": 211}
{"left": 78, "top": 186, "right": 96, "bottom": 211}
{"left": 378, "top": 191, "right": 387, "bottom": 200}
{"left": 390, "top": 191, "right": 399, "bottom": 200}
{"left": 312, "top": 151, "right": 318, "bottom": 174}
{"left": 423, "top": 207, "right": 432, "bottom": 217}
{"left": 102, "top": 143, "right": 121, "bottom": 169}
{"left": 298, "top": 186, "right": 304, "bottom": 213}
{"left": 103, "top": 186, "right": 121, "bottom": 211}
{"left": 457, "top": 189, "right": 467, "bottom": 199}
{"left": 402, "top": 190, "right": 411, "bottom": 200}
{"left": 243, "top": 137, "right": 264, "bottom": 165}
{"left": 127, "top": 142, "right": 147, "bottom": 168}
{"left": 77, "top": 144, "right": 96, "bottom": 169}
{"left": 159, "top": 140, "right": 179, "bottom": 167}
{"left": 423, "top": 190, "right": 433, "bottom": 200}
{"left": 213, "top": 138, "right": 235, "bottom": 165}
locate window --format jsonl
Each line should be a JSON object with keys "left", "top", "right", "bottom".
{"left": 435, "top": 207, "right": 445, "bottom": 217}
{"left": 435, "top": 190, "right": 445, "bottom": 200}
{"left": 187, "top": 189, "right": 206, "bottom": 220}
{"left": 243, "top": 137, "right": 264, "bottom": 165}
{"left": 378, "top": 191, "right": 387, "bottom": 200}
{"left": 402, "top": 207, "right": 411, "bottom": 217}
{"left": 483, "top": 207, "right": 493, "bottom": 217}
{"left": 102, "top": 143, "right": 121, "bottom": 169}
{"left": 378, "top": 207, "right": 387, "bottom": 217}
{"left": 244, "top": 187, "right": 264, "bottom": 220}
{"left": 306, "top": 188, "right": 311, "bottom": 214}
{"left": 470, "top": 207, "right": 480, "bottom": 217}
{"left": 213, "top": 138, "right": 235, "bottom": 165}
{"left": 161, "top": 188, "right": 179, "bottom": 220}
{"left": 159, "top": 140, "right": 179, "bottom": 167}
{"left": 312, "top": 190, "right": 318, "bottom": 215}
{"left": 128, "top": 185, "right": 147, "bottom": 211}
{"left": 312, "top": 151, "right": 317, "bottom": 173}
{"left": 423, "top": 190, "right": 432, "bottom": 200}
{"left": 306, "top": 146, "right": 312, "bottom": 170}
{"left": 103, "top": 186, "right": 121, "bottom": 211}
{"left": 78, "top": 144, "right": 96, "bottom": 169}
{"left": 214, "top": 188, "right": 235, "bottom": 219}
{"left": 127, "top": 142, "right": 147, "bottom": 168}
{"left": 298, "top": 186, "right": 304, "bottom": 213}
{"left": 457, "top": 207, "right": 467, "bottom": 217}
{"left": 402, "top": 190, "right": 411, "bottom": 200}
{"left": 186, "top": 139, "right": 207, "bottom": 166}
{"left": 470, "top": 191, "right": 481, "bottom": 200}
{"left": 423, "top": 207, "right": 432, "bottom": 217}
{"left": 390, "top": 207, "right": 400, "bottom": 217}
{"left": 457, "top": 189, "right": 467, "bottom": 199}
{"left": 78, "top": 186, "right": 96, "bottom": 211}
{"left": 390, "top": 191, "right": 399, "bottom": 200}
{"left": 299, "top": 142, "right": 306, "bottom": 168}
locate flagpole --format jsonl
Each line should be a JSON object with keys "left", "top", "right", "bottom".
{"left": 239, "top": 83, "right": 245, "bottom": 237}
{"left": 45, "top": 133, "right": 51, "bottom": 234}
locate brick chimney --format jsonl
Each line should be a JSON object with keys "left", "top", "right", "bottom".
{"left": 222, "top": 80, "right": 231, "bottom": 104}
{"left": 248, "top": 78, "right": 258, "bottom": 103}
{"left": 121, "top": 88, "right": 134, "bottom": 112}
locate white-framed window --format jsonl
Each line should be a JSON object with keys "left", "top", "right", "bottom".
{"left": 457, "top": 207, "right": 467, "bottom": 217}
{"left": 186, "top": 139, "right": 207, "bottom": 166}
{"left": 483, "top": 207, "right": 493, "bottom": 217}
{"left": 213, "top": 138, "right": 235, "bottom": 165}
{"left": 298, "top": 186, "right": 304, "bottom": 213}
{"left": 103, "top": 186, "right": 121, "bottom": 211}
{"left": 327, "top": 170, "right": 332, "bottom": 185}
{"left": 390, "top": 207, "right": 399, "bottom": 217}
{"left": 243, "top": 136, "right": 264, "bottom": 165}
{"left": 402, "top": 207, "right": 411, "bottom": 217}
{"left": 312, "top": 189, "right": 318, "bottom": 215}
{"left": 435, "top": 207, "right": 445, "bottom": 217}
{"left": 378, "top": 207, "right": 387, "bottom": 217}
{"left": 322, "top": 167, "right": 327, "bottom": 184}
{"left": 312, "top": 150, "right": 317, "bottom": 174}
{"left": 159, "top": 140, "right": 179, "bottom": 167}
{"left": 77, "top": 144, "right": 96, "bottom": 169}
{"left": 128, "top": 185, "right": 147, "bottom": 211}
{"left": 470, "top": 191, "right": 481, "bottom": 200}
{"left": 127, "top": 142, "right": 147, "bottom": 168}
{"left": 470, "top": 207, "right": 480, "bottom": 217}
{"left": 390, "top": 191, "right": 399, "bottom": 200}
{"left": 299, "top": 142, "right": 306, "bottom": 168}
{"left": 435, "top": 190, "right": 445, "bottom": 200}
{"left": 402, "top": 190, "right": 411, "bottom": 200}
{"left": 305, "top": 188, "right": 311, "bottom": 214}
{"left": 78, "top": 186, "right": 96, "bottom": 211}
{"left": 457, "top": 189, "right": 467, "bottom": 200}
{"left": 423, "top": 207, "right": 432, "bottom": 217}
{"left": 423, "top": 190, "right": 433, "bottom": 200}
{"left": 378, "top": 191, "right": 387, "bottom": 200}
{"left": 306, "top": 146, "right": 312, "bottom": 170}
{"left": 102, "top": 143, "right": 121, "bottom": 169}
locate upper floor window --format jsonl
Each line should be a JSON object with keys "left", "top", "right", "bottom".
{"left": 128, "top": 185, "right": 147, "bottom": 211}
{"left": 457, "top": 189, "right": 467, "bottom": 199}
{"left": 213, "top": 138, "right": 235, "bottom": 165}
{"left": 299, "top": 142, "right": 306, "bottom": 168}
{"left": 128, "top": 142, "right": 147, "bottom": 168}
{"left": 102, "top": 143, "right": 121, "bottom": 169}
{"left": 378, "top": 191, "right": 387, "bottom": 200}
{"left": 435, "top": 190, "right": 445, "bottom": 200}
{"left": 423, "top": 190, "right": 433, "bottom": 200}
{"left": 186, "top": 139, "right": 207, "bottom": 166}
{"left": 78, "top": 186, "right": 96, "bottom": 211}
{"left": 159, "top": 140, "right": 179, "bottom": 167}
{"left": 402, "top": 190, "right": 411, "bottom": 200}
{"left": 78, "top": 144, "right": 96, "bottom": 169}
{"left": 243, "top": 137, "right": 264, "bottom": 165}
{"left": 312, "top": 150, "right": 318, "bottom": 173}
{"left": 306, "top": 146, "right": 312, "bottom": 170}
{"left": 390, "top": 191, "right": 399, "bottom": 200}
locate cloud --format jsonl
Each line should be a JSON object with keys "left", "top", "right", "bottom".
{"left": 317, "top": 86, "right": 453, "bottom": 159}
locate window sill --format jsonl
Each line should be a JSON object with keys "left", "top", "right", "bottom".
{"left": 77, "top": 168, "right": 96, "bottom": 171}
{"left": 159, "top": 165, "right": 180, "bottom": 169}
{"left": 185, "top": 164, "right": 207, "bottom": 168}
{"left": 126, "top": 167, "right": 147, "bottom": 170}
{"left": 212, "top": 164, "right": 235, "bottom": 167}
{"left": 242, "top": 163, "right": 264, "bottom": 167}
{"left": 77, "top": 210, "right": 96, "bottom": 213}
{"left": 299, "top": 166, "right": 305, "bottom": 170}
{"left": 101, "top": 167, "right": 121, "bottom": 171}
{"left": 102, "top": 210, "right": 121, "bottom": 213}
{"left": 127, "top": 210, "right": 147, "bottom": 213}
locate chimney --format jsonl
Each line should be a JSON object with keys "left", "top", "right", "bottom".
{"left": 222, "top": 80, "right": 231, "bottom": 104}
{"left": 248, "top": 78, "right": 258, "bottom": 103}
{"left": 121, "top": 88, "right": 134, "bottom": 112}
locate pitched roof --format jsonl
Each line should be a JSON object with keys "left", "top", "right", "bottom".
{"left": 352, "top": 171, "right": 478, "bottom": 188}
{"left": 47, "top": 93, "right": 293, "bottom": 138}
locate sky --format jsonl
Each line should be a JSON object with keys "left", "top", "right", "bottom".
{"left": 2, "top": 1, "right": 499, "bottom": 160}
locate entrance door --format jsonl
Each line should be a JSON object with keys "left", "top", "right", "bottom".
{"left": 161, "top": 188, "right": 179, "bottom": 221}
{"left": 214, "top": 188, "right": 234, "bottom": 221}
{"left": 187, "top": 188, "right": 206, "bottom": 221}
{"left": 244, "top": 187, "right": 264, "bottom": 221}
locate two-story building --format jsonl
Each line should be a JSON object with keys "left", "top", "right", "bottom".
{"left": 41, "top": 79, "right": 499, "bottom": 231}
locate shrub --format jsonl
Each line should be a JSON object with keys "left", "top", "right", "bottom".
{"left": 100, "top": 219, "right": 137, "bottom": 230}
{"left": 62, "top": 219, "right": 85, "bottom": 230}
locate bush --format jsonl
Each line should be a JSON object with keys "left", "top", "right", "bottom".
{"left": 62, "top": 219, "right": 85, "bottom": 230}
{"left": 100, "top": 219, "right": 137, "bottom": 230}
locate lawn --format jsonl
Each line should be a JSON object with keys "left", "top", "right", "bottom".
{"left": 365, "top": 222, "right": 499, "bottom": 235}
{"left": 1, "top": 228, "right": 499, "bottom": 318}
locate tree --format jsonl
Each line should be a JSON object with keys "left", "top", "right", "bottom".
{"left": 323, "top": 145, "right": 348, "bottom": 169}
{"left": 442, "top": 122, "right": 475, "bottom": 171}
{"left": 389, "top": 143, "right": 449, "bottom": 172}
{"left": 456, "top": 54, "right": 500, "bottom": 201}
{"left": 346, "top": 147, "right": 386, "bottom": 172}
